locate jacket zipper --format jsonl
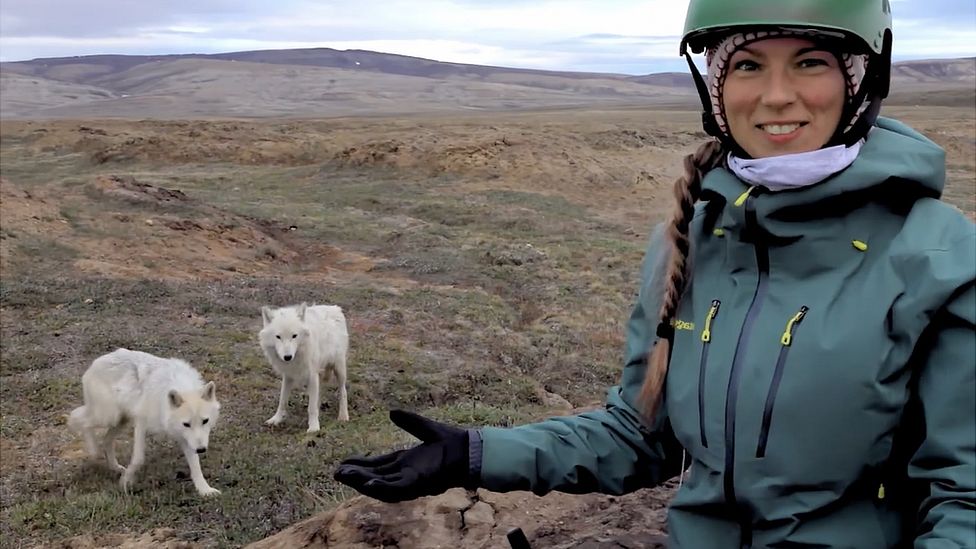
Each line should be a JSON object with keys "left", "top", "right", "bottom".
{"left": 756, "top": 306, "right": 809, "bottom": 458}
{"left": 725, "top": 187, "right": 766, "bottom": 547}
{"left": 698, "top": 299, "right": 721, "bottom": 448}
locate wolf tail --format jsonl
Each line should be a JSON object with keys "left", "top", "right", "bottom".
{"left": 68, "top": 405, "right": 101, "bottom": 458}
{"left": 67, "top": 406, "right": 88, "bottom": 433}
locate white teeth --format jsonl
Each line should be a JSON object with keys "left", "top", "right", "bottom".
{"left": 761, "top": 123, "right": 801, "bottom": 135}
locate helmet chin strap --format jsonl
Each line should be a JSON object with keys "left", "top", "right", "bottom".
{"left": 827, "top": 34, "right": 891, "bottom": 148}
{"left": 683, "top": 52, "right": 748, "bottom": 158}
{"left": 828, "top": 88, "right": 881, "bottom": 148}
{"left": 684, "top": 51, "right": 721, "bottom": 139}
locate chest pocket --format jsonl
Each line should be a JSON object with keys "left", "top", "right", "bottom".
{"left": 756, "top": 306, "right": 809, "bottom": 457}
{"left": 697, "top": 300, "right": 721, "bottom": 448}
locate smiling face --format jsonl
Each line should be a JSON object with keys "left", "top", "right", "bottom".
{"left": 722, "top": 37, "right": 846, "bottom": 158}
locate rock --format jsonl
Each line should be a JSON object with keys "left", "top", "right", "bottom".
{"left": 246, "top": 483, "right": 676, "bottom": 549}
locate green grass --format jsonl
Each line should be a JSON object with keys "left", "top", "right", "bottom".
{"left": 0, "top": 129, "right": 648, "bottom": 548}
{"left": 0, "top": 270, "right": 632, "bottom": 547}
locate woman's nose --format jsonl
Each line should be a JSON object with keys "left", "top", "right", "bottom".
{"left": 760, "top": 69, "right": 798, "bottom": 108}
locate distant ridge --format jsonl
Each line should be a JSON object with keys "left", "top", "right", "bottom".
{"left": 1, "top": 49, "right": 972, "bottom": 119}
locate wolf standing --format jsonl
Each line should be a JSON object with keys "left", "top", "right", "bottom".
{"left": 68, "top": 348, "right": 221, "bottom": 497}
{"left": 259, "top": 303, "right": 350, "bottom": 433}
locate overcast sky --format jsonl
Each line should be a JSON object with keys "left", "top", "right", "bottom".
{"left": 1, "top": 0, "right": 974, "bottom": 74}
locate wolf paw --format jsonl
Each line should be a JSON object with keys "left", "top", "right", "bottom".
{"left": 119, "top": 471, "right": 136, "bottom": 493}
{"left": 265, "top": 414, "right": 285, "bottom": 426}
{"left": 306, "top": 422, "right": 320, "bottom": 433}
{"left": 197, "top": 486, "right": 221, "bottom": 497}
{"left": 338, "top": 411, "right": 350, "bottom": 422}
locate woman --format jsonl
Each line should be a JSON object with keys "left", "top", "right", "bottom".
{"left": 335, "top": 0, "right": 976, "bottom": 546}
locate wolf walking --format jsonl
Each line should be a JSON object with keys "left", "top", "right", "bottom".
{"left": 68, "top": 348, "right": 221, "bottom": 496}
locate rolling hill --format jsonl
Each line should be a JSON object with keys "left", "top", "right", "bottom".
{"left": 1, "top": 48, "right": 972, "bottom": 118}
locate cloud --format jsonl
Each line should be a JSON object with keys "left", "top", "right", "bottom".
{"left": 0, "top": 0, "right": 258, "bottom": 38}
{"left": 892, "top": 0, "right": 976, "bottom": 25}
{"left": 0, "top": 0, "right": 972, "bottom": 73}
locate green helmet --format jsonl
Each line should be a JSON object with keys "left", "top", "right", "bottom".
{"left": 680, "top": 0, "right": 892, "bottom": 56}
{"left": 678, "top": 0, "right": 893, "bottom": 147}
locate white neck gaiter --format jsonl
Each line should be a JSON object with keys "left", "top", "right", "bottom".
{"left": 727, "top": 139, "right": 864, "bottom": 192}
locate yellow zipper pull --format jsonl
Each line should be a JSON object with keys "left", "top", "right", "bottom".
{"left": 701, "top": 300, "right": 721, "bottom": 342}
{"left": 877, "top": 484, "right": 885, "bottom": 500}
{"left": 780, "top": 306, "right": 809, "bottom": 346}
{"left": 734, "top": 186, "right": 756, "bottom": 207}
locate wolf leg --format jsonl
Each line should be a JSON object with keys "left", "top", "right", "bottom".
{"left": 307, "top": 370, "right": 321, "bottom": 433}
{"left": 181, "top": 443, "right": 220, "bottom": 497}
{"left": 102, "top": 421, "right": 128, "bottom": 473}
{"left": 120, "top": 420, "right": 146, "bottom": 493}
{"left": 335, "top": 360, "right": 350, "bottom": 422}
{"left": 266, "top": 376, "right": 293, "bottom": 426}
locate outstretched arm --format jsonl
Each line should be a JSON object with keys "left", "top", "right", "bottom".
{"left": 476, "top": 297, "right": 685, "bottom": 496}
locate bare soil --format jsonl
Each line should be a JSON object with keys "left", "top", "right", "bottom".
{"left": 1, "top": 105, "right": 972, "bottom": 548}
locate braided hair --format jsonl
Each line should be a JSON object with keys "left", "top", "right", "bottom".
{"left": 639, "top": 139, "right": 725, "bottom": 423}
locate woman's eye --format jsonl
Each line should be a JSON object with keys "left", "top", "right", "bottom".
{"left": 799, "top": 57, "right": 829, "bottom": 68}
{"left": 183, "top": 422, "right": 191, "bottom": 428}
{"left": 202, "top": 418, "right": 209, "bottom": 425}
{"left": 732, "top": 59, "right": 760, "bottom": 72}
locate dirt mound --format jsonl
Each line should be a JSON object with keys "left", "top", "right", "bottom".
{"left": 34, "top": 528, "right": 195, "bottom": 549}
{"left": 92, "top": 173, "right": 193, "bottom": 203}
{"left": 1, "top": 174, "right": 359, "bottom": 280}
{"left": 24, "top": 122, "right": 325, "bottom": 166}
{"left": 247, "top": 484, "right": 675, "bottom": 549}
{"left": 3, "top": 118, "right": 702, "bottom": 232}
{"left": 81, "top": 175, "right": 309, "bottom": 278}
{"left": 246, "top": 403, "right": 672, "bottom": 549}
{"left": 329, "top": 130, "right": 673, "bottom": 186}
{"left": 0, "top": 177, "right": 75, "bottom": 271}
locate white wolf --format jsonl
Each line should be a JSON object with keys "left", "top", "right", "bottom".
{"left": 67, "top": 348, "right": 221, "bottom": 497}
{"left": 259, "top": 303, "right": 350, "bottom": 433}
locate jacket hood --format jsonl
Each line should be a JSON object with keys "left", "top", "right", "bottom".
{"left": 701, "top": 116, "right": 947, "bottom": 229}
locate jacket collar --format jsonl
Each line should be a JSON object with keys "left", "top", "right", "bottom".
{"left": 701, "top": 117, "right": 945, "bottom": 237}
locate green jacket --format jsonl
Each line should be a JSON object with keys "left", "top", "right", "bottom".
{"left": 476, "top": 118, "right": 976, "bottom": 548}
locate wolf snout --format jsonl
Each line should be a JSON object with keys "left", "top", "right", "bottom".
{"left": 196, "top": 447, "right": 207, "bottom": 454}
{"left": 283, "top": 355, "right": 293, "bottom": 361}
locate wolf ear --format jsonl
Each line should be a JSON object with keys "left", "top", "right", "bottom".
{"left": 168, "top": 390, "right": 184, "bottom": 408}
{"left": 201, "top": 381, "right": 216, "bottom": 401}
{"left": 261, "top": 306, "right": 274, "bottom": 326}
{"left": 297, "top": 302, "right": 308, "bottom": 321}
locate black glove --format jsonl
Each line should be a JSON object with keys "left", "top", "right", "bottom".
{"left": 333, "top": 409, "right": 472, "bottom": 502}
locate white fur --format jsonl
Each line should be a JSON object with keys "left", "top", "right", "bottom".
{"left": 67, "top": 348, "right": 221, "bottom": 497}
{"left": 259, "top": 302, "right": 350, "bottom": 433}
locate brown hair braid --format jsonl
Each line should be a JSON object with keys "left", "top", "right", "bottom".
{"left": 639, "top": 139, "right": 725, "bottom": 424}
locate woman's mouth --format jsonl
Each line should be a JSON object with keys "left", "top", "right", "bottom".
{"left": 757, "top": 122, "right": 808, "bottom": 143}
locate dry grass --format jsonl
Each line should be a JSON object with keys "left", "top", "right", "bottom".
{"left": 1, "top": 106, "right": 972, "bottom": 548}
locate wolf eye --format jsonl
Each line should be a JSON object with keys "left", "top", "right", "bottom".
{"left": 275, "top": 335, "right": 281, "bottom": 340}
{"left": 183, "top": 421, "right": 191, "bottom": 428}
{"left": 202, "top": 418, "right": 209, "bottom": 425}
{"left": 291, "top": 334, "right": 297, "bottom": 339}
